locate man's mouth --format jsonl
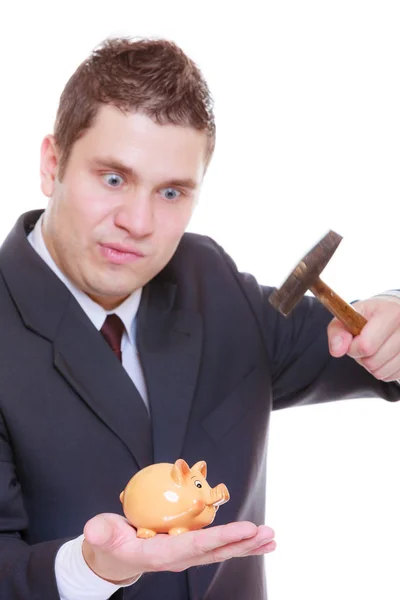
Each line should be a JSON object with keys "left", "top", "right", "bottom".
{"left": 99, "top": 243, "right": 145, "bottom": 265}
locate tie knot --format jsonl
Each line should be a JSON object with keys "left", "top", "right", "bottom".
{"left": 101, "top": 314, "right": 124, "bottom": 361}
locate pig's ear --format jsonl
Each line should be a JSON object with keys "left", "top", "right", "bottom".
{"left": 192, "top": 460, "right": 207, "bottom": 478}
{"left": 171, "top": 459, "right": 191, "bottom": 484}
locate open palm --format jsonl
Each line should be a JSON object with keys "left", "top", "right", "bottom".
{"left": 82, "top": 513, "right": 276, "bottom": 583}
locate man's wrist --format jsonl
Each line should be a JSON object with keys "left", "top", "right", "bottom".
{"left": 55, "top": 535, "right": 141, "bottom": 600}
{"left": 82, "top": 538, "right": 142, "bottom": 586}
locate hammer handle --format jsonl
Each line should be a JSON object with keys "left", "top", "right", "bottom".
{"left": 310, "top": 277, "right": 367, "bottom": 336}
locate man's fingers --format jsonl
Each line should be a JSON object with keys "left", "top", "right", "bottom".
{"left": 156, "top": 523, "right": 275, "bottom": 571}
{"left": 190, "top": 521, "right": 261, "bottom": 555}
{"left": 358, "top": 333, "right": 400, "bottom": 381}
{"left": 247, "top": 539, "right": 277, "bottom": 556}
{"left": 346, "top": 298, "right": 400, "bottom": 359}
{"left": 197, "top": 526, "right": 275, "bottom": 565}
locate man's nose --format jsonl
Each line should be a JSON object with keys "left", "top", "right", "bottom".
{"left": 114, "top": 194, "right": 154, "bottom": 238}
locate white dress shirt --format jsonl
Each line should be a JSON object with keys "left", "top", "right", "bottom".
{"left": 28, "top": 215, "right": 145, "bottom": 599}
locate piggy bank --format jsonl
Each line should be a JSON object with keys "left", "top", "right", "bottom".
{"left": 120, "top": 459, "right": 230, "bottom": 538}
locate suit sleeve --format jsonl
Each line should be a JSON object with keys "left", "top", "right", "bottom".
{"left": 211, "top": 238, "right": 400, "bottom": 409}
{"left": 0, "top": 410, "right": 124, "bottom": 599}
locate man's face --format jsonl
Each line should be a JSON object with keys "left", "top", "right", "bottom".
{"left": 40, "top": 105, "right": 207, "bottom": 309}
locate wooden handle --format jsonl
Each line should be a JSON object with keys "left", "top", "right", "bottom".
{"left": 310, "top": 277, "right": 367, "bottom": 336}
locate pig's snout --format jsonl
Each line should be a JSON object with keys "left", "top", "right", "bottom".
{"left": 210, "top": 483, "right": 230, "bottom": 507}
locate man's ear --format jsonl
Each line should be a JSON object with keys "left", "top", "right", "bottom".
{"left": 40, "top": 135, "right": 59, "bottom": 197}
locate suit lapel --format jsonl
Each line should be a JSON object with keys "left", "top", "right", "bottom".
{"left": 137, "top": 280, "right": 203, "bottom": 464}
{"left": 53, "top": 298, "right": 153, "bottom": 469}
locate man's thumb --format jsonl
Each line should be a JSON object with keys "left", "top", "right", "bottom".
{"left": 84, "top": 514, "right": 115, "bottom": 548}
{"left": 327, "top": 319, "right": 353, "bottom": 357}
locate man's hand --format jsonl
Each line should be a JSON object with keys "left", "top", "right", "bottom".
{"left": 327, "top": 296, "right": 400, "bottom": 381}
{"left": 82, "top": 513, "right": 276, "bottom": 584}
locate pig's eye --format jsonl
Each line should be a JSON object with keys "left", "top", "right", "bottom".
{"left": 194, "top": 480, "right": 202, "bottom": 488}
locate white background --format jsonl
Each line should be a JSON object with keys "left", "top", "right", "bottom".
{"left": 1, "top": 1, "right": 400, "bottom": 598}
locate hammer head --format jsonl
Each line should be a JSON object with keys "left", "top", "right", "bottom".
{"left": 269, "top": 230, "right": 342, "bottom": 316}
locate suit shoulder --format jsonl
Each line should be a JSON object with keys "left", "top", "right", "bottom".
{"left": 179, "top": 232, "right": 221, "bottom": 253}
{"left": 166, "top": 233, "right": 261, "bottom": 300}
{"left": 160, "top": 233, "right": 244, "bottom": 297}
{"left": 174, "top": 233, "right": 234, "bottom": 269}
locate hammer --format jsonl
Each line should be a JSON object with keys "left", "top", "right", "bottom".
{"left": 268, "top": 230, "right": 367, "bottom": 336}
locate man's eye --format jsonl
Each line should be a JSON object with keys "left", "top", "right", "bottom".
{"left": 160, "top": 187, "right": 181, "bottom": 201}
{"left": 103, "top": 173, "right": 124, "bottom": 187}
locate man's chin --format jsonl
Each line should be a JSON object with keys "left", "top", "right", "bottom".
{"left": 85, "top": 284, "right": 139, "bottom": 310}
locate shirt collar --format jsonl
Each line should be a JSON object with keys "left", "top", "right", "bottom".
{"left": 27, "top": 214, "right": 142, "bottom": 344}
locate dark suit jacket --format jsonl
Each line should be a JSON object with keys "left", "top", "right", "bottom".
{"left": 0, "top": 210, "right": 398, "bottom": 600}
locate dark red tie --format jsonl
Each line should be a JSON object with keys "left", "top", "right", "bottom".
{"left": 100, "top": 314, "right": 124, "bottom": 362}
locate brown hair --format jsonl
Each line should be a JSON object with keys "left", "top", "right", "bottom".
{"left": 54, "top": 37, "right": 215, "bottom": 179}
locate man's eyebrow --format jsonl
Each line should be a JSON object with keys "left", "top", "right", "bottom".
{"left": 90, "top": 157, "right": 199, "bottom": 189}
{"left": 165, "top": 177, "right": 198, "bottom": 190}
{"left": 90, "top": 157, "right": 131, "bottom": 174}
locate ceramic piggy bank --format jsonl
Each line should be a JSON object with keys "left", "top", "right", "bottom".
{"left": 120, "top": 459, "right": 230, "bottom": 538}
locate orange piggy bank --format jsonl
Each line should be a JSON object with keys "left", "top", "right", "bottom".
{"left": 120, "top": 459, "right": 230, "bottom": 538}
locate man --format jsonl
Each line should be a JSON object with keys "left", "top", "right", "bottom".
{"left": 0, "top": 37, "right": 399, "bottom": 600}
